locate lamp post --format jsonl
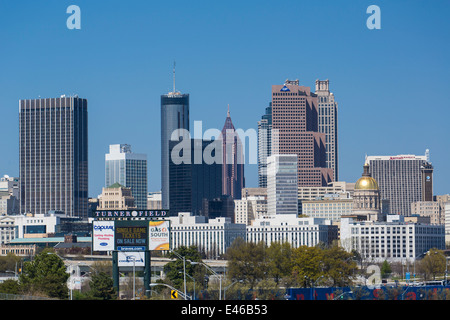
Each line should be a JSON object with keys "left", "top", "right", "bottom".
{"left": 126, "top": 255, "right": 136, "bottom": 300}
{"left": 334, "top": 290, "right": 353, "bottom": 300}
{"left": 183, "top": 272, "right": 196, "bottom": 300}
{"left": 191, "top": 261, "right": 222, "bottom": 300}
{"left": 305, "top": 275, "right": 323, "bottom": 300}
{"left": 224, "top": 280, "right": 243, "bottom": 300}
{"left": 149, "top": 283, "right": 191, "bottom": 300}
{"left": 170, "top": 250, "right": 187, "bottom": 300}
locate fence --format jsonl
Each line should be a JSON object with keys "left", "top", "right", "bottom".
{"left": 0, "top": 293, "right": 57, "bottom": 300}
{"left": 286, "top": 285, "right": 450, "bottom": 300}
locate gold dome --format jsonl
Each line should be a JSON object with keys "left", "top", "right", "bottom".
{"left": 355, "top": 176, "right": 378, "bottom": 190}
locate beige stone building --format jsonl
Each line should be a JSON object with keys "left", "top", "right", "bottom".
{"left": 97, "top": 183, "right": 136, "bottom": 210}
{"left": 411, "top": 201, "right": 440, "bottom": 225}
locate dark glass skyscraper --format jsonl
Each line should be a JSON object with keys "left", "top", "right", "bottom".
{"left": 169, "top": 139, "right": 222, "bottom": 216}
{"left": 257, "top": 103, "right": 272, "bottom": 188}
{"left": 19, "top": 96, "right": 88, "bottom": 218}
{"left": 161, "top": 92, "right": 189, "bottom": 210}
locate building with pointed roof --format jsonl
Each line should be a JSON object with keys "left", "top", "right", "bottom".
{"left": 220, "top": 105, "right": 245, "bottom": 200}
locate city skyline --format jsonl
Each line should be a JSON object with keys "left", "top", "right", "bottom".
{"left": 0, "top": 1, "right": 449, "bottom": 199}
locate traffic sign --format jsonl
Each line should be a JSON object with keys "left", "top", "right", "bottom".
{"left": 171, "top": 290, "right": 178, "bottom": 299}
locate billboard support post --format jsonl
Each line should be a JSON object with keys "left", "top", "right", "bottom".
{"left": 144, "top": 250, "right": 151, "bottom": 298}
{"left": 112, "top": 250, "right": 119, "bottom": 298}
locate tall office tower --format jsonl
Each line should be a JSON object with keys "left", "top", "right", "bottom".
{"left": 161, "top": 88, "right": 189, "bottom": 210}
{"left": 271, "top": 79, "right": 333, "bottom": 187}
{"left": 19, "top": 96, "right": 88, "bottom": 218}
{"left": 267, "top": 154, "right": 298, "bottom": 215}
{"left": 315, "top": 79, "right": 338, "bottom": 181}
{"left": 105, "top": 144, "right": 148, "bottom": 209}
{"left": 257, "top": 103, "right": 272, "bottom": 188}
{"left": 221, "top": 106, "right": 245, "bottom": 199}
{"left": 169, "top": 139, "right": 222, "bottom": 216}
{"left": 366, "top": 151, "right": 434, "bottom": 216}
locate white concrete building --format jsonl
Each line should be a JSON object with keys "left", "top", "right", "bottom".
{"left": 301, "top": 194, "right": 353, "bottom": 222}
{"left": 147, "top": 191, "right": 162, "bottom": 210}
{"left": 168, "top": 212, "right": 246, "bottom": 258}
{"left": 234, "top": 195, "right": 267, "bottom": 226}
{"left": 13, "top": 213, "right": 61, "bottom": 238}
{"left": 0, "top": 216, "right": 15, "bottom": 245}
{"left": 445, "top": 202, "right": 450, "bottom": 245}
{"left": 247, "top": 214, "right": 337, "bottom": 248}
{"left": 340, "top": 216, "right": 445, "bottom": 263}
{"left": 0, "top": 175, "right": 20, "bottom": 215}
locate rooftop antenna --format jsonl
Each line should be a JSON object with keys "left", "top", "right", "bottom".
{"left": 173, "top": 60, "right": 176, "bottom": 93}
{"left": 227, "top": 104, "right": 230, "bottom": 117}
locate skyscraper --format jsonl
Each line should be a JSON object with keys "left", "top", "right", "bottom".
{"left": 315, "top": 79, "right": 338, "bottom": 181}
{"left": 221, "top": 106, "right": 245, "bottom": 199}
{"left": 19, "top": 96, "right": 88, "bottom": 218}
{"left": 161, "top": 88, "right": 189, "bottom": 210}
{"left": 169, "top": 139, "right": 222, "bottom": 216}
{"left": 267, "top": 154, "right": 298, "bottom": 215}
{"left": 366, "top": 151, "right": 434, "bottom": 216}
{"left": 271, "top": 79, "right": 333, "bottom": 187}
{"left": 105, "top": 144, "right": 147, "bottom": 209}
{"left": 257, "top": 103, "right": 272, "bottom": 188}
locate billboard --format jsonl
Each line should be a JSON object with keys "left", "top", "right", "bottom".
{"left": 118, "top": 251, "right": 145, "bottom": 267}
{"left": 93, "top": 221, "right": 115, "bottom": 251}
{"left": 115, "top": 220, "right": 148, "bottom": 251}
{"left": 149, "top": 220, "right": 170, "bottom": 251}
{"left": 94, "top": 210, "right": 168, "bottom": 219}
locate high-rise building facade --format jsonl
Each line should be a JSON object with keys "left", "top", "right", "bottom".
{"left": 169, "top": 139, "right": 222, "bottom": 216}
{"left": 221, "top": 107, "right": 245, "bottom": 199}
{"left": 315, "top": 79, "right": 338, "bottom": 181}
{"left": 271, "top": 79, "right": 333, "bottom": 187}
{"left": 19, "top": 96, "right": 88, "bottom": 218}
{"left": 366, "top": 151, "right": 433, "bottom": 216}
{"left": 105, "top": 144, "right": 147, "bottom": 209}
{"left": 267, "top": 154, "right": 298, "bottom": 215}
{"left": 257, "top": 104, "right": 272, "bottom": 188}
{"left": 161, "top": 91, "right": 189, "bottom": 210}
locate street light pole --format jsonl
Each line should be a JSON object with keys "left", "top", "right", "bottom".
{"left": 149, "top": 283, "right": 191, "bottom": 300}
{"left": 192, "top": 261, "right": 222, "bottom": 300}
{"left": 170, "top": 250, "right": 187, "bottom": 300}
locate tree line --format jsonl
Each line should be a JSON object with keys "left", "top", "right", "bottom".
{"left": 0, "top": 248, "right": 115, "bottom": 300}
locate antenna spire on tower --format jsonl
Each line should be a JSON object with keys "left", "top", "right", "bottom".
{"left": 173, "top": 61, "right": 176, "bottom": 93}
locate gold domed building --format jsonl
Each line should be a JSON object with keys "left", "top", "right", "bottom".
{"left": 352, "top": 163, "right": 382, "bottom": 221}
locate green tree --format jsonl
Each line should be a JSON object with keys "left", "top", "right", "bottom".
{"left": 419, "top": 248, "right": 447, "bottom": 280}
{"left": 0, "top": 253, "right": 22, "bottom": 273}
{"left": 380, "top": 260, "right": 392, "bottom": 279}
{"left": 19, "top": 249, "right": 69, "bottom": 299}
{"left": 226, "top": 238, "right": 268, "bottom": 289}
{"left": 164, "top": 246, "right": 204, "bottom": 290}
{"left": 291, "top": 246, "right": 325, "bottom": 287}
{"left": 0, "top": 279, "right": 20, "bottom": 294}
{"left": 266, "top": 242, "right": 292, "bottom": 285}
{"left": 322, "top": 245, "right": 357, "bottom": 287}
{"left": 86, "top": 272, "right": 116, "bottom": 300}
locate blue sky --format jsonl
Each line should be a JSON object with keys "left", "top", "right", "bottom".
{"left": 0, "top": 0, "right": 449, "bottom": 198}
